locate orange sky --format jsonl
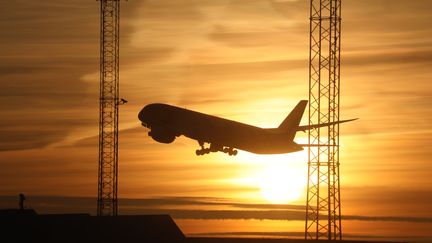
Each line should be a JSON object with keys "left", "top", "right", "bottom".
{"left": 1, "top": 0, "right": 432, "bottom": 241}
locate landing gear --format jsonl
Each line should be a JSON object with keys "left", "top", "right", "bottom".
{"left": 195, "top": 141, "right": 238, "bottom": 156}
{"left": 222, "top": 147, "right": 238, "bottom": 156}
{"left": 228, "top": 148, "right": 238, "bottom": 156}
{"left": 195, "top": 148, "right": 210, "bottom": 156}
{"left": 196, "top": 141, "right": 210, "bottom": 156}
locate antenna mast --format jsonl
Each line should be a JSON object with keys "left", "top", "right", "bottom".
{"left": 305, "top": 0, "right": 342, "bottom": 240}
{"left": 97, "top": 0, "right": 121, "bottom": 216}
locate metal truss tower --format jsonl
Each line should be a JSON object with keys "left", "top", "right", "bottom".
{"left": 97, "top": 0, "right": 121, "bottom": 216}
{"left": 305, "top": 0, "right": 342, "bottom": 240}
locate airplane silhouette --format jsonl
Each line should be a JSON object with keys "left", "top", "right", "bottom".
{"left": 138, "top": 100, "right": 356, "bottom": 156}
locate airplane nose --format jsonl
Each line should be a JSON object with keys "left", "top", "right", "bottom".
{"left": 138, "top": 106, "right": 150, "bottom": 124}
{"left": 138, "top": 104, "right": 157, "bottom": 127}
{"left": 138, "top": 103, "right": 167, "bottom": 128}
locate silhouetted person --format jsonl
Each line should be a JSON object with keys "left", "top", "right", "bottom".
{"left": 19, "top": 193, "right": 26, "bottom": 210}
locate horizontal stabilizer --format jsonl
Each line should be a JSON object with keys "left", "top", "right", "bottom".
{"left": 297, "top": 144, "right": 340, "bottom": 147}
{"left": 297, "top": 118, "right": 358, "bottom": 132}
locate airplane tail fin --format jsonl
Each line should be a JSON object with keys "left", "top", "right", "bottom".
{"left": 277, "top": 100, "right": 356, "bottom": 133}
{"left": 278, "top": 100, "right": 308, "bottom": 132}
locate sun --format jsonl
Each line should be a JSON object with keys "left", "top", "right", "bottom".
{"left": 235, "top": 152, "right": 308, "bottom": 204}
{"left": 259, "top": 162, "right": 306, "bottom": 204}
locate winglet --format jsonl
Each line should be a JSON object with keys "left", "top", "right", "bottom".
{"left": 278, "top": 100, "right": 308, "bottom": 132}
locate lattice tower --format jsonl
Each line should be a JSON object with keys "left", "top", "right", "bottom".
{"left": 97, "top": 0, "right": 121, "bottom": 216}
{"left": 305, "top": 0, "right": 342, "bottom": 240}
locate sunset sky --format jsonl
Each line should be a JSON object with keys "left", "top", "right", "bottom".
{"left": 1, "top": 0, "right": 432, "bottom": 241}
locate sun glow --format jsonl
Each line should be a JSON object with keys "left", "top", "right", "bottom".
{"left": 259, "top": 163, "right": 306, "bottom": 204}
{"left": 234, "top": 151, "right": 308, "bottom": 204}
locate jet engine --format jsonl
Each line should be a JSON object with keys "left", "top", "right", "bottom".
{"left": 148, "top": 129, "right": 175, "bottom": 144}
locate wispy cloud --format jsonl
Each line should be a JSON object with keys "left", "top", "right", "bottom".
{"left": 2, "top": 195, "right": 431, "bottom": 223}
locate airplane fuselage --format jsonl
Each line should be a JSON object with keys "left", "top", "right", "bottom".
{"left": 138, "top": 103, "right": 303, "bottom": 155}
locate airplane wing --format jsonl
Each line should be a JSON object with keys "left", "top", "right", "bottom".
{"left": 297, "top": 118, "right": 358, "bottom": 132}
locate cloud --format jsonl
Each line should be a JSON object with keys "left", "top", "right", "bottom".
{"left": 120, "top": 196, "right": 307, "bottom": 211}
{"left": 0, "top": 0, "right": 151, "bottom": 152}
{"left": 343, "top": 215, "right": 432, "bottom": 223}
{"left": 2, "top": 195, "right": 431, "bottom": 223}
{"left": 0, "top": 130, "right": 67, "bottom": 152}
{"left": 345, "top": 49, "right": 432, "bottom": 67}
{"left": 0, "top": 1, "right": 101, "bottom": 151}
{"left": 188, "top": 231, "right": 429, "bottom": 242}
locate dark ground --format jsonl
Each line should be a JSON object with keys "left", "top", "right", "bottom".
{"left": 188, "top": 238, "right": 401, "bottom": 243}
{"left": 0, "top": 210, "right": 405, "bottom": 243}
